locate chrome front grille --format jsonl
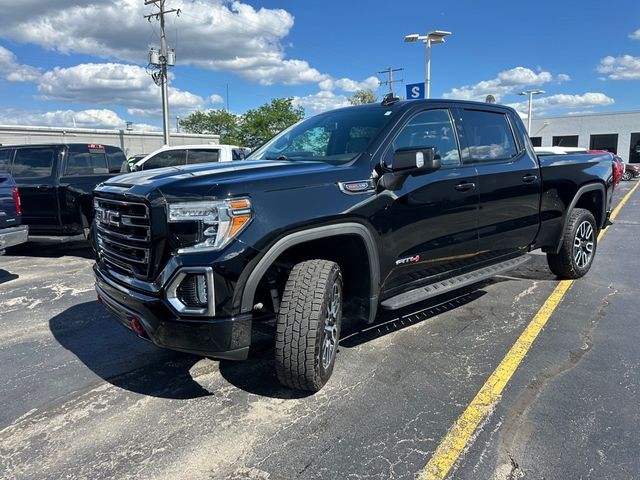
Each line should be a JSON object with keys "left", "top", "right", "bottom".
{"left": 94, "top": 196, "right": 151, "bottom": 279}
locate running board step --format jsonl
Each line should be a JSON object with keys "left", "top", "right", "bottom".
{"left": 381, "top": 255, "right": 531, "bottom": 310}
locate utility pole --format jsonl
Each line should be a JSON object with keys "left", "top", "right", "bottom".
{"left": 145, "top": 0, "right": 180, "bottom": 145}
{"left": 378, "top": 67, "right": 404, "bottom": 96}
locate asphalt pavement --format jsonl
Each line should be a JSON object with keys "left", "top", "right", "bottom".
{"left": 1, "top": 180, "right": 638, "bottom": 480}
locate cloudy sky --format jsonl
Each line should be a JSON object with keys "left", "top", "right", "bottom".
{"left": 0, "top": 0, "right": 638, "bottom": 130}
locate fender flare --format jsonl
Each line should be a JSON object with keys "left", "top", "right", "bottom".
{"left": 553, "top": 183, "right": 606, "bottom": 254}
{"left": 240, "top": 222, "right": 380, "bottom": 323}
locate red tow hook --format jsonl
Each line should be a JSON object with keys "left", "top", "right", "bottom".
{"left": 130, "top": 317, "right": 145, "bottom": 335}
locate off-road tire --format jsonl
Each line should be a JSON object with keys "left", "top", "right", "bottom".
{"left": 275, "top": 260, "right": 343, "bottom": 391}
{"left": 547, "top": 208, "right": 597, "bottom": 279}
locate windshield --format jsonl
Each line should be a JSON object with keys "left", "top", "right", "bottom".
{"left": 248, "top": 106, "right": 397, "bottom": 164}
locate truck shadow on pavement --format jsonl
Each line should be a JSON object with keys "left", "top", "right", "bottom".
{"left": 0, "top": 269, "right": 19, "bottom": 285}
{"left": 8, "top": 241, "right": 95, "bottom": 259}
{"left": 49, "top": 301, "right": 213, "bottom": 400}
{"left": 219, "top": 282, "right": 494, "bottom": 398}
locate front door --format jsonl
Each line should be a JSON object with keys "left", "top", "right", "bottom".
{"left": 375, "top": 107, "right": 480, "bottom": 298}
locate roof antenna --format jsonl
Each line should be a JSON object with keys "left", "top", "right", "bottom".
{"left": 381, "top": 92, "right": 399, "bottom": 106}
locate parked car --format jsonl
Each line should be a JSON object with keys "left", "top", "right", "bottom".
{"left": 0, "top": 173, "right": 28, "bottom": 255}
{"left": 130, "top": 144, "right": 251, "bottom": 172}
{"left": 94, "top": 99, "right": 615, "bottom": 391}
{"left": 621, "top": 157, "right": 640, "bottom": 180}
{"left": 0, "top": 143, "right": 126, "bottom": 241}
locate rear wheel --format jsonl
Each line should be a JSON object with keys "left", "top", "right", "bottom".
{"left": 275, "top": 259, "right": 343, "bottom": 391}
{"left": 546, "top": 208, "right": 597, "bottom": 279}
{"left": 622, "top": 170, "right": 632, "bottom": 181}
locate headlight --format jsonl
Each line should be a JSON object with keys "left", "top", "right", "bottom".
{"left": 168, "top": 198, "right": 252, "bottom": 253}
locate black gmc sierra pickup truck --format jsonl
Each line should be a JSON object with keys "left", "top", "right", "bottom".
{"left": 0, "top": 143, "right": 126, "bottom": 240}
{"left": 93, "top": 99, "right": 615, "bottom": 391}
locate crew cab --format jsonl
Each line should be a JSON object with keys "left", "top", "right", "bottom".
{"left": 93, "top": 99, "right": 615, "bottom": 391}
{"left": 129, "top": 144, "right": 251, "bottom": 172}
{"left": 0, "top": 143, "right": 126, "bottom": 240}
{"left": 0, "top": 173, "right": 28, "bottom": 255}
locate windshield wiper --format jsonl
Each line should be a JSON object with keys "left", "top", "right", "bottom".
{"left": 265, "top": 155, "right": 292, "bottom": 160}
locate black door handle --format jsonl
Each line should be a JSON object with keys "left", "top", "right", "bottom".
{"left": 455, "top": 182, "right": 476, "bottom": 192}
{"left": 522, "top": 174, "right": 538, "bottom": 183}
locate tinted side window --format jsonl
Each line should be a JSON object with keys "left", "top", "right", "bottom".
{"left": 12, "top": 148, "right": 55, "bottom": 178}
{"left": 393, "top": 109, "right": 461, "bottom": 166}
{"left": 0, "top": 149, "right": 13, "bottom": 173}
{"left": 463, "top": 110, "right": 518, "bottom": 162}
{"left": 66, "top": 152, "right": 108, "bottom": 175}
{"left": 142, "top": 150, "right": 186, "bottom": 170}
{"left": 187, "top": 149, "right": 220, "bottom": 165}
{"left": 106, "top": 148, "right": 127, "bottom": 173}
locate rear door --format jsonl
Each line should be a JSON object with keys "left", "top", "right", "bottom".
{"left": 377, "top": 107, "right": 480, "bottom": 298}
{"left": 0, "top": 154, "right": 18, "bottom": 229}
{"left": 461, "top": 108, "right": 541, "bottom": 256}
{"left": 11, "top": 146, "right": 60, "bottom": 229}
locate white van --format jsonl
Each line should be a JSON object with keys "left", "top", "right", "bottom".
{"left": 131, "top": 144, "right": 251, "bottom": 171}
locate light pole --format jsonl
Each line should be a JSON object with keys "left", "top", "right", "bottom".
{"left": 404, "top": 30, "right": 451, "bottom": 99}
{"left": 518, "top": 89, "right": 545, "bottom": 133}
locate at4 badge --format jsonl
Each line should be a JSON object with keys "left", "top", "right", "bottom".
{"left": 395, "top": 255, "right": 420, "bottom": 266}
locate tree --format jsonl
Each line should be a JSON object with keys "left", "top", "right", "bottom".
{"left": 180, "top": 109, "right": 242, "bottom": 145}
{"left": 349, "top": 89, "right": 377, "bottom": 105}
{"left": 240, "top": 98, "right": 305, "bottom": 148}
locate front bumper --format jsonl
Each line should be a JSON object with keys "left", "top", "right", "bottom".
{"left": 0, "top": 224, "right": 29, "bottom": 251}
{"left": 94, "top": 265, "right": 252, "bottom": 360}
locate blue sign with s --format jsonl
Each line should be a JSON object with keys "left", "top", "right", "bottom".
{"left": 406, "top": 82, "right": 425, "bottom": 100}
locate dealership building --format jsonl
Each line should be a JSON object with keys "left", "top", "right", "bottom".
{"left": 0, "top": 125, "right": 220, "bottom": 156}
{"left": 529, "top": 110, "right": 640, "bottom": 163}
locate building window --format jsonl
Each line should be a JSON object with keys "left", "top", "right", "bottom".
{"left": 530, "top": 137, "right": 542, "bottom": 147}
{"left": 589, "top": 134, "right": 618, "bottom": 154}
{"left": 552, "top": 135, "right": 579, "bottom": 147}
{"left": 630, "top": 132, "right": 640, "bottom": 164}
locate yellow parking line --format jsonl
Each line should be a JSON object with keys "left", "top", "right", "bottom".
{"left": 419, "top": 180, "right": 640, "bottom": 480}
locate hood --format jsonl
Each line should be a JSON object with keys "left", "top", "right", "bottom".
{"left": 98, "top": 159, "right": 347, "bottom": 200}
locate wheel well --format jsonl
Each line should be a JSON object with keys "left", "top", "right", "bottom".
{"left": 252, "top": 234, "right": 372, "bottom": 321}
{"left": 574, "top": 189, "right": 603, "bottom": 229}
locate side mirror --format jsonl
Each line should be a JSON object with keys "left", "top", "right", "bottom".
{"left": 391, "top": 147, "right": 441, "bottom": 175}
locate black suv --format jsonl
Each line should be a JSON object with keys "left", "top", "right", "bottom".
{"left": 93, "top": 99, "right": 614, "bottom": 391}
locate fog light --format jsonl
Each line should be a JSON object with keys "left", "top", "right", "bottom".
{"left": 166, "top": 267, "right": 215, "bottom": 316}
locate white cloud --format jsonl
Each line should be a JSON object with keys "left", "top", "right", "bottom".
{"left": 333, "top": 76, "right": 380, "bottom": 93}
{"left": 630, "top": 29, "right": 640, "bottom": 40}
{"left": 293, "top": 90, "right": 351, "bottom": 115}
{"left": 507, "top": 92, "right": 614, "bottom": 115}
{"left": 0, "top": 108, "right": 158, "bottom": 130}
{"left": 36, "top": 63, "right": 207, "bottom": 117}
{"left": 0, "top": 46, "right": 41, "bottom": 82}
{"left": 597, "top": 55, "right": 640, "bottom": 80}
{"left": 209, "top": 94, "right": 225, "bottom": 104}
{"left": 0, "top": 0, "right": 328, "bottom": 86}
{"left": 557, "top": 73, "right": 571, "bottom": 82}
{"left": 443, "top": 66, "right": 554, "bottom": 101}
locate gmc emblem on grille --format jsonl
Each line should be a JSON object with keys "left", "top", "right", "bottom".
{"left": 96, "top": 207, "right": 121, "bottom": 227}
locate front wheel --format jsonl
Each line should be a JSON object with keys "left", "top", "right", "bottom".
{"left": 546, "top": 208, "right": 597, "bottom": 279}
{"left": 622, "top": 170, "right": 632, "bottom": 181}
{"left": 275, "top": 259, "right": 343, "bottom": 391}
